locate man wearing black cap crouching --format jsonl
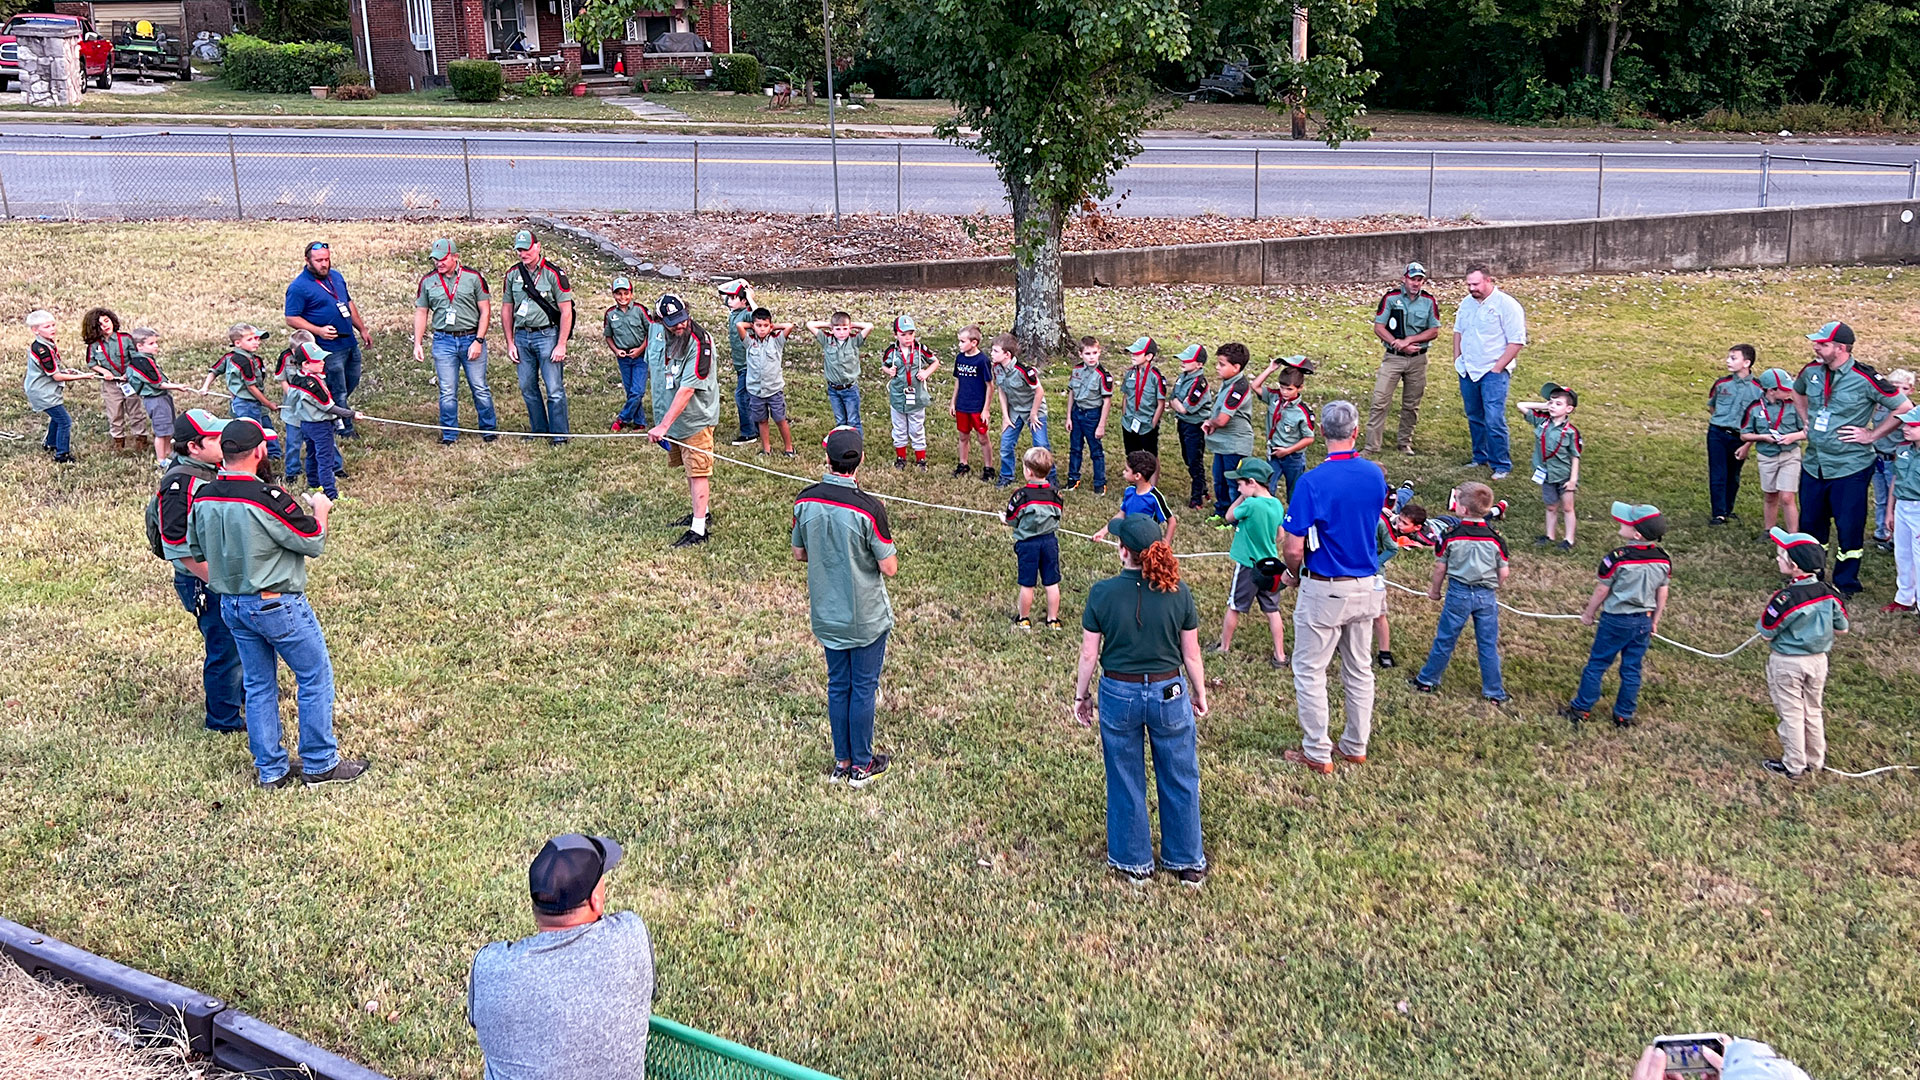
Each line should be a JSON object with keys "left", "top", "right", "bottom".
{"left": 469, "top": 833, "right": 655, "bottom": 1080}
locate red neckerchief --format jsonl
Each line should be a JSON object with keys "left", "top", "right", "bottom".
{"left": 1131, "top": 364, "right": 1151, "bottom": 410}
{"left": 1761, "top": 400, "right": 1786, "bottom": 431}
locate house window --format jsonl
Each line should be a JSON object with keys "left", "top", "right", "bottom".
{"left": 486, "top": 0, "right": 535, "bottom": 53}
{"left": 229, "top": 0, "right": 247, "bottom": 29}
{"left": 405, "top": 0, "right": 434, "bottom": 52}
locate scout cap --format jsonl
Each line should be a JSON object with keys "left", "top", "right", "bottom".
{"left": 1610, "top": 501, "right": 1661, "bottom": 527}
{"left": 528, "top": 833, "right": 624, "bottom": 915}
{"left": 716, "top": 278, "right": 750, "bottom": 298}
{"left": 1542, "top": 381, "right": 1578, "bottom": 407}
{"left": 429, "top": 238, "right": 456, "bottom": 259}
{"left": 228, "top": 322, "right": 265, "bottom": 342}
{"left": 893, "top": 314, "right": 916, "bottom": 334}
{"left": 1128, "top": 336, "right": 1157, "bottom": 358}
{"left": 24, "top": 309, "right": 54, "bottom": 328}
{"left": 1109, "top": 513, "right": 1164, "bottom": 554}
{"left": 657, "top": 294, "right": 690, "bottom": 327}
{"left": 1901, "top": 404, "right": 1920, "bottom": 425}
{"left": 1404, "top": 261, "right": 1428, "bottom": 278}
{"left": 1770, "top": 527, "right": 1826, "bottom": 573}
{"left": 1225, "top": 457, "right": 1273, "bottom": 484}
{"left": 1757, "top": 368, "right": 1794, "bottom": 391}
{"left": 1806, "top": 321, "right": 1854, "bottom": 345}
{"left": 180, "top": 409, "right": 229, "bottom": 440}
{"left": 1280, "top": 355, "right": 1315, "bottom": 375}
{"left": 609, "top": 276, "right": 632, "bottom": 292}
{"left": 512, "top": 230, "right": 535, "bottom": 251}
{"left": 1175, "top": 343, "right": 1206, "bottom": 364}
{"left": 219, "top": 417, "right": 267, "bottom": 455}
{"left": 295, "top": 342, "right": 330, "bottom": 364}
{"left": 823, "top": 424, "right": 863, "bottom": 472}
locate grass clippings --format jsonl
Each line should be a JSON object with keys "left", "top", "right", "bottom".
{"left": 0, "top": 958, "right": 217, "bottom": 1080}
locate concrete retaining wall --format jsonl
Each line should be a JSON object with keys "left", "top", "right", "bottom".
{"left": 747, "top": 200, "right": 1920, "bottom": 290}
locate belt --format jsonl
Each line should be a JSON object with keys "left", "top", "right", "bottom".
{"left": 1102, "top": 670, "right": 1181, "bottom": 684}
{"left": 260, "top": 590, "right": 282, "bottom": 599}
{"left": 434, "top": 328, "right": 481, "bottom": 338}
{"left": 1712, "top": 424, "right": 1742, "bottom": 435}
{"left": 1302, "top": 570, "right": 1364, "bottom": 582}
{"left": 828, "top": 382, "right": 856, "bottom": 390}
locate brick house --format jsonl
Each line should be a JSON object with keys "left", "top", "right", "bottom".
{"left": 348, "top": 0, "right": 732, "bottom": 93}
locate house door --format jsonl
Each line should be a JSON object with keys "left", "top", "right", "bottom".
{"left": 562, "top": 0, "right": 602, "bottom": 69}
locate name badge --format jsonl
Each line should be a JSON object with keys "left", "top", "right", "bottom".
{"left": 517, "top": 300, "right": 535, "bottom": 318}
{"left": 1532, "top": 466, "right": 1549, "bottom": 484}
{"left": 904, "top": 388, "right": 917, "bottom": 408}
{"left": 438, "top": 308, "right": 455, "bottom": 328}
{"left": 336, "top": 303, "right": 351, "bottom": 319}
{"left": 1813, "top": 409, "right": 1831, "bottom": 433}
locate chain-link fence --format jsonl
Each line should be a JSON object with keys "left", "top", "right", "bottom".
{"left": 0, "top": 130, "right": 1913, "bottom": 222}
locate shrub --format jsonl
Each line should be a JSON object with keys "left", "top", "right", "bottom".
{"left": 448, "top": 59, "right": 503, "bottom": 102}
{"left": 847, "top": 81, "right": 872, "bottom": 96}
{"left": 332, "top": 82, "right": 377, "bottom": 101}
{"left": 220, "top": 33, "right": 352, "bottom": 93}
{"left": 657, "top": 75, "right": 697, "bottom": 93}
{"left": 714, "top": 52, "right": 761, "bottom": 94}
{"left": 521, "top": 70, "right": 566, "bottom": 96}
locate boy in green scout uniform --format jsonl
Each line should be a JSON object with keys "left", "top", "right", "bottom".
{"left": 122, "top": 327, "right": 191, "bottom": 466}
{"left": 1119, "top": 336, "right": 1167, "bottom": 461}
{"left": 1202, "top": 343, "right": 1260, "bottom": 524}
{"left": 1514, "top": 382, "right": 1582, "bottom": 550}
{"left": 884, "top": 315, "right": 939, "bottom": 472}
{"left": 1256, "top": 355, "right": 1315, "bottom": 502}
{"left": 647, "top": 294, "right": 721, "bottom": 548}
{"left": 1004, "top": 446, "right": 1065, "bottom": 630}
{"left": 83, "top": 307, "right": 151, "bottom": 452}
{"left": 24, "top": 310, "right": 92, "bottom": 464}
{"left": 1561, "top": 502, "right": 1671, "bottom": 728}
{"left": 1794, "top": 321, "right": 1914, "bottom": 598}
{"left": 1886, "top": 405, "right": 1920, "bottom": 613}
{"left": 718, "top": 278, "right": 758, "bottom": 445}
{"left": 273, "top": 331, "right": 312, "bottom": 483}
{"left": 603, "top": 276, "right": 658, "bottom": 433}
{"left": 1409, "top": 481, "right": 1510, "bottom": 703}
{"left": 148, "top": 407, "right": 245, "bottom": 732}
{"left": 1367, "top": 262, "right": 1442, "bottom": 456}
{"left": 1707, "top": 344, "right": 1764, "bottom": 525}
{"left": 991, "top": 331, "right": 1056, "bottom": 487}
{"left": 501, "top": 230, "right": 574, "bottom": 445}
{"left": 1064, "top": 336, "right": 1112, "bottom": 494}
{"left": 204, "top": 323, "right": 283, "bottom": 470}
{"left": 806, "top": 311, "right": 873, "bottom": 432}
{"left": 413, "top": 237, "right": 497, "bottom": 444}
{"left": 1740, "top": 368, "right": 1806, "bottom": 534}
{"left": 283, "top": 343, "right": 361, "bottom": 499}
{"left": 1758, "top": 529, "right": 1849, "bottom": 778}
{"left": 1168, "top": 344, "right": 1211, "bottom": 509}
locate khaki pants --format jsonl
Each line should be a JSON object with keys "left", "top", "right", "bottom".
{"left": 1766, "top": 651, "right": 1828, "bottom": 775}
{"left": 100, "top": 378, "right": 151, "bottom": 439}
{"left": 1292, "top": 575, "right": 1384, "bottom": 763}
{"left": 1365, "top": 352, "right": 1428, "bottom": 453}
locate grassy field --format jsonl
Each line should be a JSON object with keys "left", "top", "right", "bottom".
{"left": 1, "top": 222, "right": 1917, "bottom": 1080}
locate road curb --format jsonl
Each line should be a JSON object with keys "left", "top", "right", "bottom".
{"left": 527, "top": 214, "right": 698, "bottom": 282}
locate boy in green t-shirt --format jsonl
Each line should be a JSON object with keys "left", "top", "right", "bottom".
{"left": 1515, "top": 382, "right": 1582, "bottom": 550}
{"left": 1214, "top": 456, "right": 1288, "bottom": 668}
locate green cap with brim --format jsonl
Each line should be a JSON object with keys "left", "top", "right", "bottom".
{"left": 430, "top": 238, "right": 456, "bottom": 259}
{"left": 180, "top": 409, "right": 230, "bottom": 440}
{"left": 1806, "top": 321, "right": 1854, "bottom": 345}
{"left": 1541, "top": 381, "right": 1578, "bottom": 407}
{"left": 1225, "top": 457, "right": 1273, "bottom": 485}
{"left": 1109, "top": 513, "right": 1164, "bottom": 554}
{"left": 893, "top": 314, "right": 916, "bottom": 334}
{"left": 1757, "top": 368, "right": 1794, "bottom": 392}
{"left": 513, "top": 230, "right": 534, "bottom": 251}
{"left": 610, "top": 276, "right": 632, "bottom": 292}
{"left": 1404, "top": 261, "right": 1428, "bottom": 279}
{"left": 1899, "top": 404, "right": 1920, "bottom": 425}
{"left": 1770, "top": 527, "right": 1826, "bottom": 573}
{"left": 1610, "top": 501, "right": 1661, "bottom": 527}
{"left": 1175, "top": 343, "right": 1206, "bottom": 364}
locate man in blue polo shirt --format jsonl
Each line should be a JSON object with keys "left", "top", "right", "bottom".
{"left": 1277, "top": 399, "right": 1390, "bottom": 774}
{"left": 284, "top": 240, "right": 371, "bottom": 438}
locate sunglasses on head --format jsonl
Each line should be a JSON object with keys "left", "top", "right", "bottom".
{"left": 307, "top": 241, "right": 329, "bottom": 252}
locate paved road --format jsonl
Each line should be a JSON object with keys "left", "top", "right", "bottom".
{"left": 0, "top": 124, "right": 1913, "bottom": 221}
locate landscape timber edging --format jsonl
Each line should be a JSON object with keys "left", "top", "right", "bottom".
{"left": 722, "top": 199, "right": 1919, "bottom": 290}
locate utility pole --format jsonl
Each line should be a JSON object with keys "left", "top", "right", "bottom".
{"left": 1290, "top": 6, "right": 1308, "bottom": 140}
{"left": 823, "top": 0, "right": 841, "bottom": 225}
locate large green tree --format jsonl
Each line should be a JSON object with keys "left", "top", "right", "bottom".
{"left": 727, "top": 0, "right": 867, "bottom": 106}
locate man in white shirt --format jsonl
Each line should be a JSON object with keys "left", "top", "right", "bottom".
{"left": 1451, "top": 265, "right": 1527, "bottom": 480}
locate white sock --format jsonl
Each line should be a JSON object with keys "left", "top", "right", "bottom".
{"left": 692, "top": 515, "right": 707, "bottom": 535}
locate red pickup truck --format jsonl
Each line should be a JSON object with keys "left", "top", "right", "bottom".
{"left": 0, "top": 13, "right": 116, "bottom": 92}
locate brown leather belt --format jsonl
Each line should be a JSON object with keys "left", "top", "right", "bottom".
{"left": 1302, "top": 570, "right": 1363, "bottom": 582}
{"left": 1102, "top": 670, "right": 1181, "bottom": 683}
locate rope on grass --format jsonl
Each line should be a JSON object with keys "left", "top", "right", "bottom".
{"left": 1381, "top": 572, "right": 1763, "bottom": 659}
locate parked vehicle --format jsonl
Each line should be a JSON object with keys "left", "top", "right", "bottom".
{"left": 1186, "top": 62, "right": 1253, "bottom": 103}
{"left": 0, "top": 13, "right": 116, "bottom": 91}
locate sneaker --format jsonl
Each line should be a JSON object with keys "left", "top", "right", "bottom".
{"left": 1376, "top": 650, "right": 1395, "bottom": 668}
{"left": 916, "top": 460, "right": 928, "bottom": 472}
{"left": 1187, "top": 498, "right": 1204, "bottom": 510}
{"left": 258, "top": 772, "right": 300, "bottom": 790}
{"left": 1611, "top": 714, "right": 1635, "bottom": 728}
{"left": 980, "top": 466, "right": 995, "bottom": 482}
{"left": 893, "top": 458, "right": 907, "bottom": 470}
{"left": 827, "top": 763, "right": 850, "bottom": 784}
{"left": 730, "top": 435, "right": 757, "bottom": 446}
{"left": 609, "top": 420, "right": 624, "bottom": 433}
{"left": 1269, "top": 653, "right": 1290, "bottom": 669}
{"left": 1208, "top": 643, "right": 1230, "bottom": 655}
{"left": 1875, "top": 539, "right": 1895, "bottom": 553}
{"left": 1408, "top": 678, "right": 1437, "bottom": 693}
{"left": 1013, "top": 617, "right": 1032, "bottom": 632}
{"left": 669, "top": 511, "right": 714, "bottom": 528}
{"left": 1559, "top": 704, "right": 1591, "bottom": 726}
{"left": 481, "top": 433, "right": 499, "bottom": 443}
{"left": 782, "top": 449, "right": 798, "bottom": 458}
{"left": 440, "top": 438, "right": 458, "bottom": 446}
{"left": 1174, "top": 867, "right": 1207, "bottom": 890}
{"left": 301, "top": 758, "right": 369, "bottom": 786}
{"left": 995, "top": 478, "right": 1013, "bottom": 488}
{"left": 1489, "top": 470, "right": 1510, "bottom": 481}
{"left": 1093, "top": 486, "right": 1107, "bottom": 496}
{"left": 1533, "top": 535, "right": 1553, "bottom": 546}
{"left": 847, "top": 753, "right": 890, "bottom": 788}
{"left": 1556, "top": 539, "right": 1574, "bottom": 552}
{"left": 1483, "top": 693, "right": 1512, "bottom": 705}
{"left": 1762, "top": 758, "right": 1807, "bottom": 779}
{"left": 1880, "top": 601, "right": 1916, "bottom": 614}
{"left": 1490, "top": 500, "right": 1508, "bottom": 521}
{"left": 332, "top": 468, "right": 350, "bottom": 479}
{"left": 1110, "top": 866, "right": 1153, "bottom": 885}
{"left": 1459, "top": 458, "right": 1481, "bottom": 468}
{"left": 1402, "top": 447, "right": 1417, "bottom": 457}
{"left": 1207, "top": 515, "right": 1231, "bottom": 530}
{"left": 1064, "top": 479, "right": 1081, "bottom": 491}
{"left": 1336, "top": 751, "right": 1367, "bottom": 765}
{"left": 1044, "top": 619, "right": 1064, "bottom": 631}
{"left": 1281, "top": 748, "right": 1336, "bottom": 775}
{"left": 670, "top": 529, "right": 709, "bottom": 548}
{"left": 952, "top": 464, "right": 972, "bottom": 478}
{"left": 52, "top": 452, "right": 76, "bottom": 464}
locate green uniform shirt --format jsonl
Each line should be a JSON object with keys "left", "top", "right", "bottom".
{"left": 1372, "top": 287, "right": 1441, "bottom": 355}
{"left": 1871, "top": 404, "right": 1907, "bottom": 456}
{"left": 416, "top": 267, "right": 489, "bottom": 334}
{"left": 602, "top": 301, "right": 653, "bottom": 352}
{"left": 664, "top": 322, "right": 719, "bottom": 440}
{"left": 1205, "top": 374, "right": 1256, "bottom": 456}
{"left": 212, "top": 347, "right": 265, "bottom": 402}
{"left": 1795, "top": 359, "right": 1910, "bottom": 480}
{"left": 816, "top": 329, "right": 866, "bottom": 386}
{"left": 274, "top": 347, "right": 300, "bottom": 427}
{"left": 24, "top": 339, "right": 65, "bottom": 412}
{"left": 87, "top": 333, "right": 134, "bottom": 378}
{"left": 727, "top": 307, "right": 753, "bottom": 372}
{"left": 1892, "top": 442, "right": 1920, "bottom": 501}
{"left": 1067, "top": 361, "right": 1112, "bottom": 412}
{"left": 884, "top": 343, "right": 936, "bottom": 414}
{"left": 994, "top": 360, "right": 1044, "bottom": 419}
{"left": 1227, "top": 493, "right": 1285, "bottom": 568}
{"left": 1375, "top": 514, "right": 1398, "bottom": 567}
{"left": 1523, "top": 409, "right": 1581, "bottom": 484}
{"left": 123, "top": 350, "right": 169, "bottom": 398}
{"left": 1171, "top": 368, "right": 1211, "bottom": 427}
{"left": 185, "top": 470, "right": 327, "bottom": 595}
{"left": 1003, "top": 482, "right": 1063, "bottom": 542}
{"left": 1741, "top": 398, "right": 1804, "bottom": 457}
{"left": 1082, "top": 569, "right": 1199, "bottom": 676}
{"left": 502, "top": 260, "right": 572, "bottom": 332}
{"left": 791, "top": 473, "right": 896, "bottom": 651}
{"left": 1436, "top": 519, "right": 1508, "bottom": 589}
{"left": 1758, "top": 577, "right": 1848, "bottom": 655}
{"left": 1707, "top": 373, "right": 1762, "bottom": 429}
{"left": 1118, "top": 364, "right": 1165, "bottom": 434}
{"left": 148, "top": 454, "right": 217, "bottom": 575}
{"left": 283, "top": 370, "right": 353, "bottom": 426}
{"left": 1262, "top": 391, "right": 1314, "bottom": 456}
{"left": 1597, "top": 543, "right": 1671, "bottom": 616}
{"left": 743, "top": 330, "right": 786, "bottom": 398}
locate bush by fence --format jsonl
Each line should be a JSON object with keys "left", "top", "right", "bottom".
{"left": 714, "top": 52, "right": 762, "bottom": 94}
{"left": 448, "top": 59, "right": 504, "bottom": 102}
{"left": 220, "top": 34, "right": 351, "bottom": 93}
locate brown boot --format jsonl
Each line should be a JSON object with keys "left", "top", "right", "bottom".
{"left": 112, "top": 436, "right": 126, "bottom": 452}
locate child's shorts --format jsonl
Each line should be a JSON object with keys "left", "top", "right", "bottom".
{"left": 1540, "top": 480, "right": 1570, "bottom": 505}
{"left": 141, "top": 394, "right": 177, "bottom": 439}
{"left": 955, "top": 410, "right": 988, "bottom": 435}
{"left": 1228, "top": 562, "right": 1282, "bottom": 614}
{"left": 1758, "top": 448, "right": 1802, "bottom": 494}
{"left": 1014, "top": 534, "right": 1061, "bottom": 588}
{"left": 747, "top": 391, "right": 788, "bottom": 424}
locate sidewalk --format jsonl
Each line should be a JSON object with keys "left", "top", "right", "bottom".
{"left": 0, "top": 108, "right": 948, "bottom": 136}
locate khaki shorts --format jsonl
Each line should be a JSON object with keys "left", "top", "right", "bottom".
{"left": 666, "top": 426, "right": 714, "bottom": 478}
{"left": 1758, "top": 448, "right": 1801, "bottom": 494}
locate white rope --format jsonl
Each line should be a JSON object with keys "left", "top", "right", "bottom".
{"left": 1382, "top": 576, "right": 1762, "bottom": 659}
{"left": 1823, "top": 764, "right": 1920, "bottom": 778}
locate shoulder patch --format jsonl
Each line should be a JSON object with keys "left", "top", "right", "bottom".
{"left": 550, "top": 265, "right": 571, "bottom": 292}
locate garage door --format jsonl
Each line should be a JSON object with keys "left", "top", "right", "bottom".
{"left": 89, "top": 2, "right": 188, "bottom": 29}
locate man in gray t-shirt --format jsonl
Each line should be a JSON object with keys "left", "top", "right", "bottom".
{"left": 468, "top": 833, "right": 655, "bottom": 1080}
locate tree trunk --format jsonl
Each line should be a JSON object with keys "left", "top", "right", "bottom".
{"left": 1008, "top": 177, "right": 1069, "bottom": 360}
{"left": 1583, "top": 21, "right": 1599, "bottom": 77}
{"left": 1601, "top": 7, "right": 1620, "bottom": 91}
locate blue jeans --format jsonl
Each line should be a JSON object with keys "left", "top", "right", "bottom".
{"left": 175, "top": 572, "right": 244, "bottom": 731}
{"left": 998, "top": 413, "right": 1057, "bottom": 485}
{"left": 41, "top": 404, "right": 71, "bottom": 455}
{"left": 827, "top": 384, "right": 862, "bottom": 429}
{"left": 1871, "top": 455, "right": 1894, "bottom": 540}
{"left": 824, "top": 631, "right": 887, "bottom": 767}
{"left": 733, "top": 362, "right": 754, "bottom": 441}
{"left": 1415, "top": 582, "right": 1505, "bottom": 697}
{"left": 299, "top": 420, "right": 340, "bottom": 498}
{"left": 433, "top": 333, "right": 498, "bottom": 439}
{"left": 615, "top": 352, "right": 651, "bottom": 427}
{"left": 1269, "top": 451, "right": 1305, "bottom": 501}
{"left": 1211, "top": 451, "right": 1244, "bottom": 516}
{"left": 1067, "top": 406, "right": 1107, "bottom": 488}
{"left": 1458, "top": 370, "right": 1511, "bottom": 471}
{"left": 1097, "top": 675, "right": 1205, "bottom": 874}
{"left": 221, "top": 592, "right": 339, "bottom": 782}
{"left": 513, "top": 327, "right": 570, "bottom": 438}
{"left": 1570, "top": 611, "right": 1654, "bottom": 719}
{"left": 324, "top": 335, "right": 361, "bottom": 436}
{"left": 230, "top": 398, "right": 281, "bottom": 460}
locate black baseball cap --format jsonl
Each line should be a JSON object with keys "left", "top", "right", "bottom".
{"left": 1109, "top": 513, "right": 1163, "bottom": 554}
{"left": 220, "top": 417, "right": 267, "bottom": 455}
{"left": 824, "top": 425, "right": 863, "bottom": 472}
{"left": 658, "top": 294, "right": 691, "bottom": 327}
{"left": 528, "top": 833, "right": 624, "bottom": 915}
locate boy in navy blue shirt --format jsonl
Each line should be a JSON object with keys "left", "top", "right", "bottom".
{"left": 950, "top": 324, "right": 994, "bottom": 480}
{"left": 1092, "top": 451, "right": 1176, "bottom": 545}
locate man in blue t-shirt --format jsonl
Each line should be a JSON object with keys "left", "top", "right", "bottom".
{"left": 1278, "top": 399, "right": 1389, "bottom": 775}
{"left": 284, "top": 240, "right": 371, "bottom": 437}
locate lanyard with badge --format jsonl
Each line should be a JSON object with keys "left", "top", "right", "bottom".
{"left": 433, "top": 271, "right": 461, "bottom": 328}
{"left": 313, "top": 271, "right": 351, "bottom": 321}
{"left": 1532, "top": 421, "right": 1572, "bottom": 483}
{"left": 1811, "top": 365, "right": 1836, "bottom": 433}
{"left": 901, "top": 348, "right": 922, "bottom": 408}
